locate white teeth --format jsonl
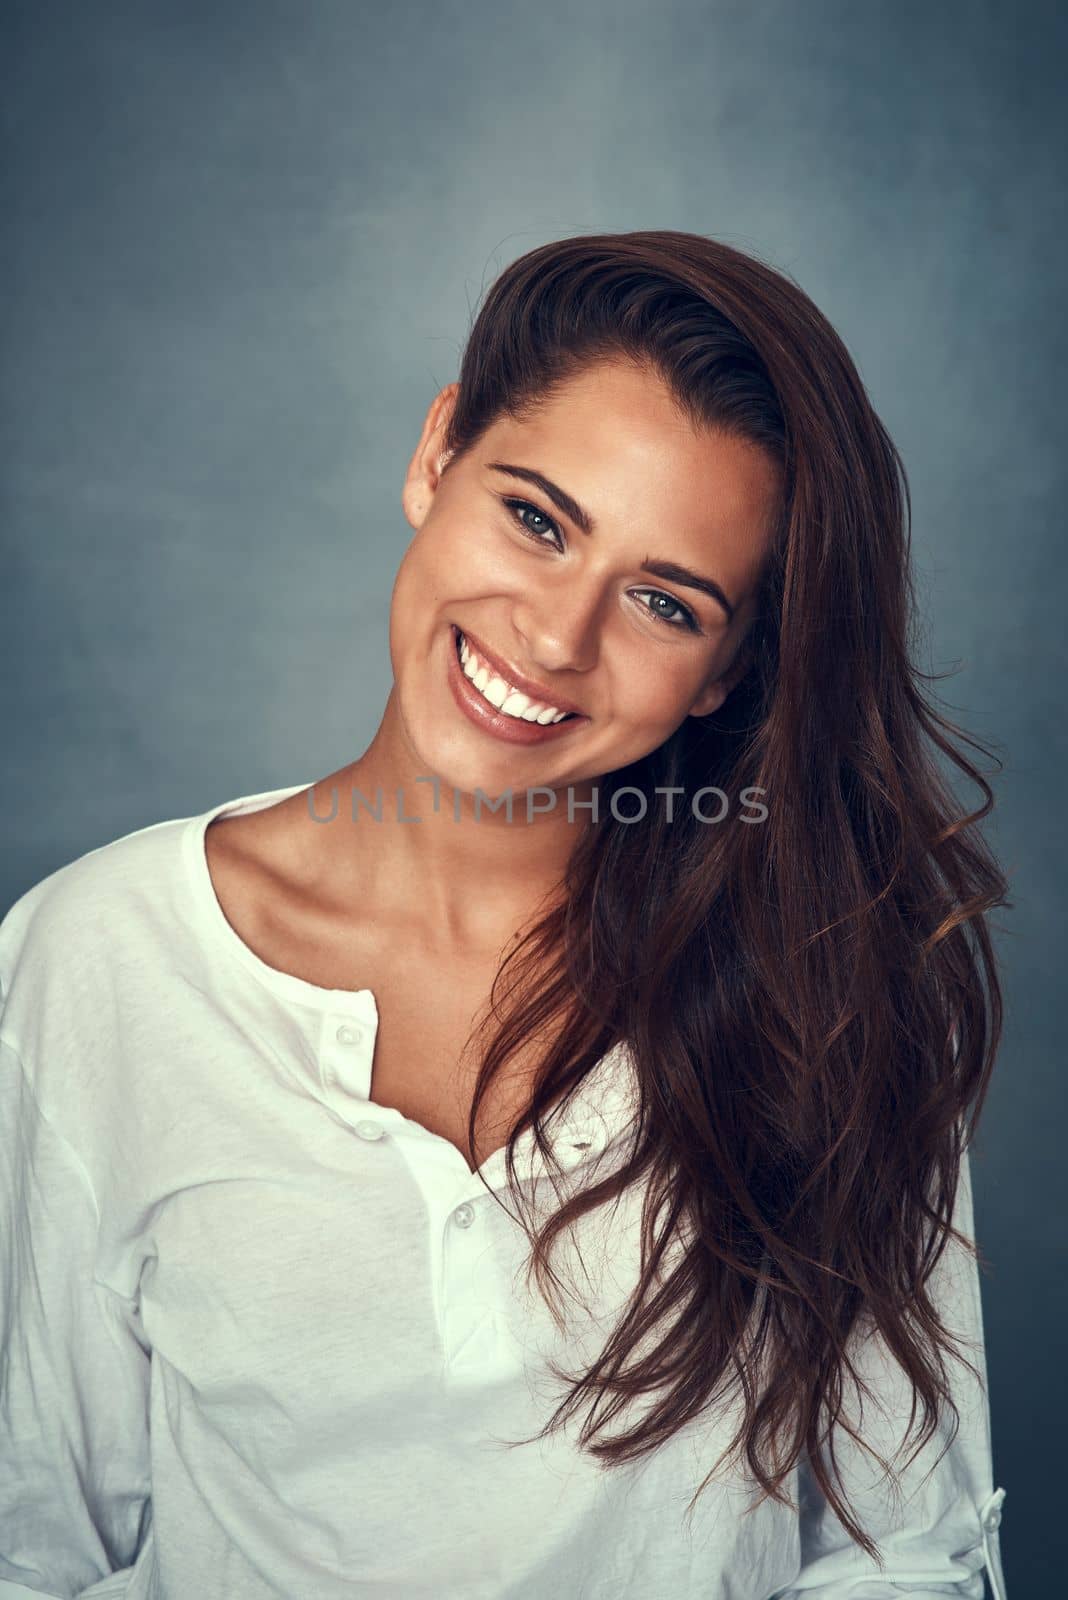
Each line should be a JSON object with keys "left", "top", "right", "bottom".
{"left": 483, "top": 675, "right": 510, "bottom": 709}
{"left": 456, "top": 631, "right": 572, "bottom": 724}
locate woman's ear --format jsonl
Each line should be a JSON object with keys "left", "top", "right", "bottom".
{"left": 401, "top": 382, "right": 460, "bottom": 530}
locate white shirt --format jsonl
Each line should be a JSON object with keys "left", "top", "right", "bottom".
{"left": 0, "top": 781, "right": 1009, "bottom": 1600}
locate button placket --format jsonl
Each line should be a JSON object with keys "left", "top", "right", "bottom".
{"left": 321, "top": 1011, "right": 374, "bottom": 1103}
{"left": 440, "top": 1194, "right": 499, "bottom": 1376}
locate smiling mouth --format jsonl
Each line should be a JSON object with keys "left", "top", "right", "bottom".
{"left": 452, "top": 626, "right": 581, "bottom": 724}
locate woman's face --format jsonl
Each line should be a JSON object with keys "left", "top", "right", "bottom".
{"left": 391, "top": 355, "right": 780, "bottom": 797}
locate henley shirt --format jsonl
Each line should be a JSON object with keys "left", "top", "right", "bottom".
{"left": 0, "top": 781, "right": 1009, "bottom": 1599}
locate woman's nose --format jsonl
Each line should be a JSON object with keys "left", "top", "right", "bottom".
{"left": 511, "top": 584, "right": 604, "bottom": 675}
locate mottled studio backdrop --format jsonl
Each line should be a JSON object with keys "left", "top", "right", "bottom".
{"left": 2, "top": 2, "right": 1063, "bottom": 1593}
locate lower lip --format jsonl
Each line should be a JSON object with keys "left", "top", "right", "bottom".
{"left": 445, "top": 625, "right": 588, "bottom": 746}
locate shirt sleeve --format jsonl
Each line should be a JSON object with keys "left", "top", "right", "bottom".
{"left": 0, "top": 1039, "right": 152, "bottom": 1600}
{"left": 772, "top": 1144, "right": 1008, "bottom": 1599}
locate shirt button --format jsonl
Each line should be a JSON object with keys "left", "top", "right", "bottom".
{"left": 354, "top": 1119, "right": 385, "bottom": 1141}
{"left": 452, "top": 1202, "right": 475, "bottom": 1228}
{"left": 336, "top": 1024, "right": 362, "bottom": 1046}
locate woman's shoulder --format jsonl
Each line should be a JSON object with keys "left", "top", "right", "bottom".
{"left": 0, "top": 779, "right": 317, "bottom": 1011}
{"left": 0, "top": 803, "right": 197, "bottom": 1006}
{"left": 0, "top": 802, "right": 209, "bottom": 1134}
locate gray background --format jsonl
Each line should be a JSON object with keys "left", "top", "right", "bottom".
{"left": 3, "top": 2, "right": 1062, "bottom": 1593}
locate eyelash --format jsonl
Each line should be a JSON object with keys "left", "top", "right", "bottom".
{"left": 500, "top": 497, "right": 702, "bottom": 634}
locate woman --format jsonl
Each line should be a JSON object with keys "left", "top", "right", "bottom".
{"left": 0, "top": 231, "right": 1010, "bottom": 1599}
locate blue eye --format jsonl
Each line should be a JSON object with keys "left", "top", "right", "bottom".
{"left": 630, "top": 590, "right": 699, "bottom": 630}
{"left": 506, "top": 498, "right": 561, "bottom": 547}
{"left": 500, "top": 497, "right": 702, "bottom": 634}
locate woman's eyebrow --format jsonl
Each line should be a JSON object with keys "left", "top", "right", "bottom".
{"left": 487, "top": 461, "right": 597, "bottom": 534}
{"left": 485, "top": 460, "right": 736, "bottom": 623}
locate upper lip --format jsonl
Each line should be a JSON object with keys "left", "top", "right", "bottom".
{"left": 454, "top": 625, "right": 586, "bottom": 717}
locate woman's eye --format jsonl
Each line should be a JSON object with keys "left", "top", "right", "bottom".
{"left": 631, "top": 590, "right": 699, "bottom": 632}
{"left": 504, "top": 497, "right": 562, "bottom": 548}
{"left": 501, "top": 496, "right": 700, "bottom": 634}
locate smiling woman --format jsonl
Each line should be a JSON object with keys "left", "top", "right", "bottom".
{"left": 0, "top": 231, "right": 1011, "bottom": 1600}
{"left": 388, "top": 353, "right": 780, "bottom": 805}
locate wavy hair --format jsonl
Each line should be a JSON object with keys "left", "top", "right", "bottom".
{"left": 436, "top": 231, "right": 1011, "bottom": 1557}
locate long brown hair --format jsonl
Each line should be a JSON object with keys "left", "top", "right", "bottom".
{"left": 437, "top": 231, "right": 1011, "bottom": 1558}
